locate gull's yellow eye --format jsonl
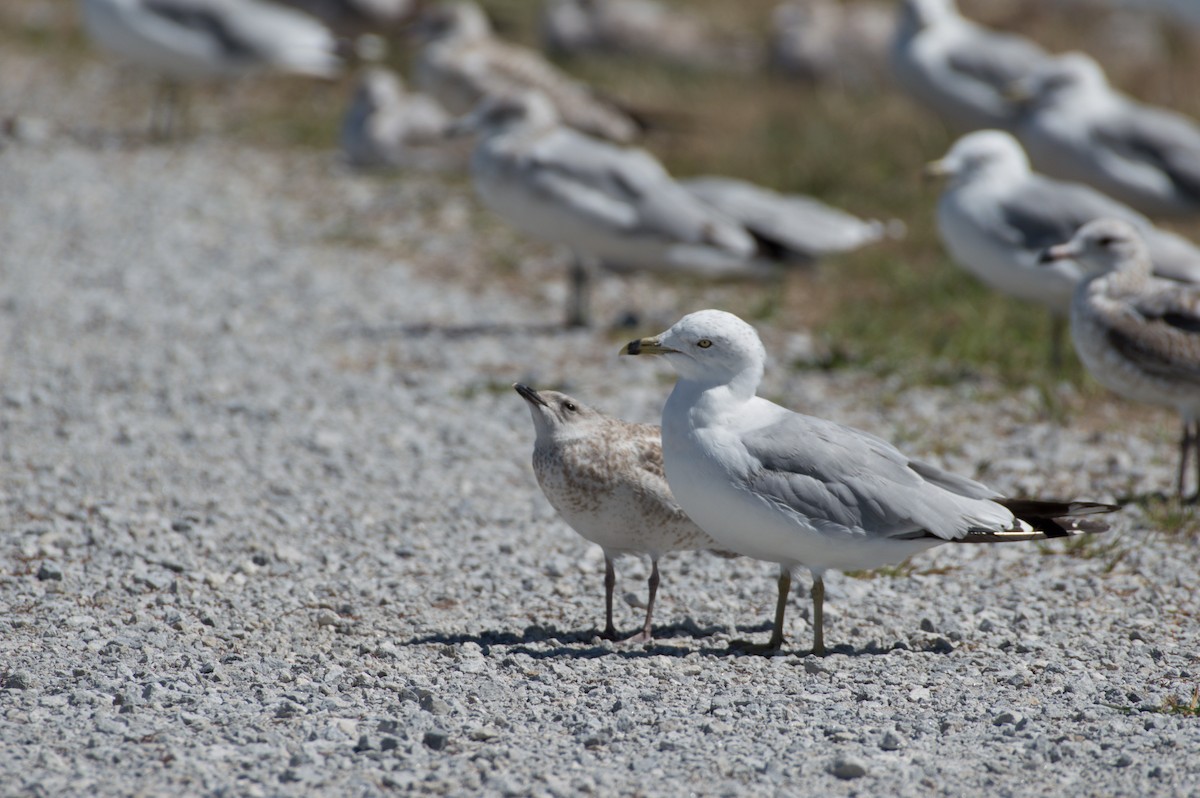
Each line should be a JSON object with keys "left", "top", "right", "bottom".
{"left": 697, "top": 339, "right": 712, "bottom": 349}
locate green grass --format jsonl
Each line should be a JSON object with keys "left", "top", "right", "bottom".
{"left": 1133, "top": 496, "right": 1200, "bottom": 537}
{"left": 1161, "top": 686, "right": 1200, "bottom": 717}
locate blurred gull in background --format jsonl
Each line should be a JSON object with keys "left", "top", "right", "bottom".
{"left": 889, "top": 0, "right": 1051, "bottom": 132}
{"left": 927, "top": 129, "right": 1200, "bottom": 362}
{"left": 539, "top": 0, "right": 731, "bottom": 69}
{"left": 414, "top": 1, "right": 641, "bottom": 143}
{"left": 678, "top": 176, "right": 901, "bottom": 266}
{"left": 79, "top": 0, "right": 341, "bottom": 137}
{"left": 1042, "top": 219, "right": 1200, "bottom": 500}
{"left": 340, "top": 67, "right": 460, "bottom": 169}
{"left": 769, "top": 0, "right": 894, "bottom": 90}
{"left": 276, "top": 0, "right": 419, "bottom": 34}
{"left": 448, "top": 91, "right": 756, "bottom": 328}
{"left": 1013, "top": 52, "right": 1200, "bottom": 218}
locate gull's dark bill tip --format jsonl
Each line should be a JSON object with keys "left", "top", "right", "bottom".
{"left": 513, "top": 383, "right": 549, "bottom": 407}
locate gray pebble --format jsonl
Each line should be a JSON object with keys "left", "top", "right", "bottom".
{"left": 35, "top": 562, "right": 63, "bottom": 582}
{"left": 830, "top": 756, "right": 868, "bottom": 780}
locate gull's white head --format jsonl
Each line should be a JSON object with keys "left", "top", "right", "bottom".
{"left": 1014, "top": 52, "right": 1109, "bottom": 108}
{"left": 925, "top": 129, "right": 1030, "bottom": 185}
{"left": 622, "top": 310, "right": 767, "bottom": 394}
{"left": 1039, "top": 218, "right": 1150, "bottom": 279}
{"left": 514, "top": 384, "right": 607, "bottom": 443}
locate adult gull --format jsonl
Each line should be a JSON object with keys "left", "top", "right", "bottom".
{"left": 926, "top": 129, "right": 1200, "bottom": 362}
{"left": 623, "top": 309, "right": 1118, "bottom": 654}
{"left": 1041, "top": 219, "right": 1200, "bottom": 501}
{"left": 1013, "top": 52, "right": 1200, "bottom": 217}
{"left": 889, "top": 0, "right": 1051, "bottom": 132}
{"left": 450, "top": 92, "right": 759, "bottom": 327}
{"left": 79, "top": 0, "right": 340, "bottom": 136}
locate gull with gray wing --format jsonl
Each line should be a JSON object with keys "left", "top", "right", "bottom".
{"left": 415, "top": 1, "right": 640, "bottom": 143}
{"left": 926, "top": 129, "right": 1200, "bottom": 363}
{"left": 1013, "top": 52, "right": 1200, "bottom": 217}
{"left": 448, "top": 91, "right": 760, "bottom": 327}
{"left": 514, "top": 384, "right": 730, "bottom": 642}
{"left": 1041, "top": 219, "right": 1200, "bottom": 500}
{"left": 623, "top": 309, "right": 1118, "bottom": 654}
{"left": 889, "top": 0, "right": 1051, "bottom": 132}
{"left": 79, "top": 0, "right": 340, "bottom": 137}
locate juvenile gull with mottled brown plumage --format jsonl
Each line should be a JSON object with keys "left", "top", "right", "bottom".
{"left": 514, "top": 384, "right": 729, "bottom": 642}
{"left": 1042, "top": 219, "right": 1200, "bottom": 501}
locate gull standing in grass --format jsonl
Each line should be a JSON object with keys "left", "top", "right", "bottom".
{"left": 448, "top": 91, "right": 757, "bottom": 327}
{"left": 678, "top": 177, "right": 901, "bottom": 265}
{"left": 414, "top": 1, "right": 640, "bottom": 143}
{"left": 79, "top": 0, "right": 341, "bottom": 137}
{"left": 770, "top": 0, "right": 894, "bottom": 90}
{"left": 1041, "top": 220, "right": 1200, "bottom": 501}
{"left": 514, "top": 384, "right": 732, "bottom": 642}
{"left": 340, "top": 68, "right": 458, "bottom": 169}
{"left": 889, "top": 0, "right": 1051, "bottom": 132}
{"left": 540, "top": 0, "right": 727, "bottom": 69}
{"left": 926, "top": 129, "right": 1200, "bottom": 364}
{"left": 1012, "top": 52, "right": 1200, "bottom": 218}
{"left": 622, "top": 310, "right": 1118, "bottom": 654}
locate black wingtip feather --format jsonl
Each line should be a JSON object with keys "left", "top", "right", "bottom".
{"left": 951, "top": 498, "right": 1121, "bottom": 543}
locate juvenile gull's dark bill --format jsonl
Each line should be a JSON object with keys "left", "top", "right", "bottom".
{"left": 514, "top": 384, "right": 732, "bottom": 642}
{"left": 623, "top": 310, "right": 1119, "bottom": 655}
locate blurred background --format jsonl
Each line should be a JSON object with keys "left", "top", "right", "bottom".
{"left": 4, "top": 0, "right": 1200, "bottom": 395}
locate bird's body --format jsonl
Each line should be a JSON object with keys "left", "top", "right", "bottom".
{"left": 1015, "top": 53, "right": 1200, "bottom": 217}
{"left": 889, "top": 0, "right": 1051, "bottom": 132}
{"left": 679, "top": 176, "right": 894, "bottom": 266}
{"left": 540, "top": 0, "right": 721, "bottom": 68}
{"left": 80, "top": 0, "right": 340, "bottom": 81}
{"left": 340, "top": 68, "right": 457, "bottom": 169}
{"left": 415, "top": 1, "right": 639, "bottom": 143}
{"left": 514, "top": 384, "right": 725, "bottom": 641}
{"left": 79, "top": 0, "right": 339, "bottom": 136}
{"left": 770, "top": 0, "right": 894, "bottom": 89}
{"left": 624, "top": 310, "right": 1118, "bottom": 653}
{"left": 1043, "top": 219, "right": 1200, "bottom": 499}
{"left": 930, "top": 130, "right": 1200, "bottom": 315}
{"left": 453, "top": 92, "right": 758, "bottom": 325}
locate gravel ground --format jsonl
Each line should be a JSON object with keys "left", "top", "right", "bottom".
{"left": 2, "top": 55, "right": 1200, "bottom": 798}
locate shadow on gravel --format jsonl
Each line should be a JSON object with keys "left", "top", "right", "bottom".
{"left": 335, "top": 321, "right": 569, "bottom": 340}
{"left": 400, "top": 621, "right": 952, "bottom": 659}
{"left": 401, "top": 618, "right": 727, "bottom": 655}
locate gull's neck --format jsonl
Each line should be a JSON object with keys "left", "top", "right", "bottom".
{"left": 1100, "top": 259, "right": 1153, "bottom": 298}
{"left": 664, "top": 365, "right": 763, "bottom": 433}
